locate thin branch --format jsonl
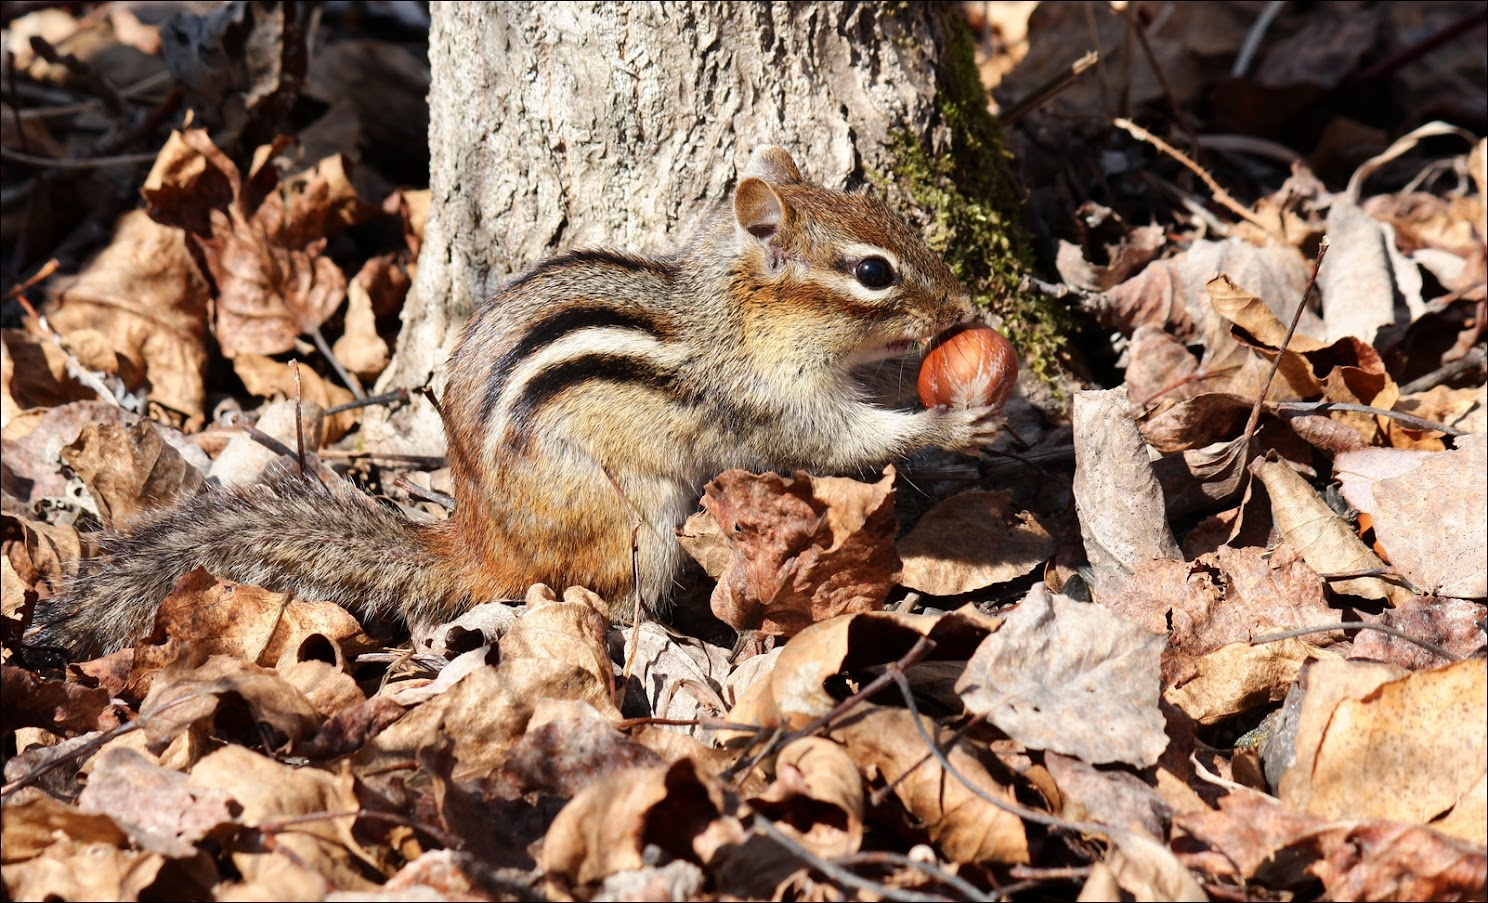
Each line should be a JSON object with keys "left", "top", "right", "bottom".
{"left": 1273, "top": 400, "right": 1466, "bottom": 437}
{"left": 1232, "top": 1, "right": 1288, "bottom": 78}
{"left": 749, "top": 812, "right": 967, "bottom": 903}
{"left": 0, "top": 145, "right": 160, "bottom": 169}
{"left": 1242, "top": 239, "right": 1328, "bottom": 446}
{"left": 308, "top": 324, "right": 366, "bottom": 400}
{"left": 1001, "top": 50, "right": 1098, "bottom": 125}
{"left": 1114, "top": 117, "right": 1278, "bottom": 237}
{"left": 1253, "top": 621, "right": 1460, "bottom": 662}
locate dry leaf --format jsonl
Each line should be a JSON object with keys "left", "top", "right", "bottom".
{"left": 77, "top": 747, "right": 237, "bottom": 858}
{"left": 539, "top": 759, "right": 744, "bottom": 889}
{"left": 682, "top": 467, "right": 899, "bottom": 636}
{"left": 44, "top": 210, "right": 212, "bottom": 422}
{"left": 897, "top": 490, "right": 1054, "bottom": 595}
{"left": 957, "top": 585, "right": 1169, "bottom": 767}
{"left": 750, "top": 736, "right": 864, "bottom": 859}
{"left": 1281, "top": 658, "right": 1486, "bottom": 844}
{"left": 1336, "top": 436, "right": 1487, "bottom": 599}
{"left": 1078, "top": 828, "right": 1207, "bottom": 902}
{"left": 187, "top": 744, "right": 382, "bottom": 891}
{"left": 1349, "top": 596, "right": 1487, "bottom": 670}
{"left": 1250, "top": 454, "right": 1414, "bottom": 605}
{"left": 1072, "top": 387, "right": 1182, "bottom": 599}
{"left": 1163, "top": 637, "right": 1338, "bottom": 725}
{"left": 829, "top": 706, "right": 1029, "bottom": 864}
{"left": 62, "top": 419, "right": 205, "bottom": 530}
{"left": 0, "top": 794, "right": 165, "bottom": 901}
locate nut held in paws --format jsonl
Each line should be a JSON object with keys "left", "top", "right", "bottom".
{"left": 917, "top": 325, "right": 1018, "bottom": 410}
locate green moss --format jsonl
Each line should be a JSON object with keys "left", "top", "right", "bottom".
{"left": 876, "top": 13, "right": 1069, "bottom": 385}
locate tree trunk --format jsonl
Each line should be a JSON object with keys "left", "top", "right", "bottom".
{"left": 368, "top": 1, "right": 1034, "bottom": 454}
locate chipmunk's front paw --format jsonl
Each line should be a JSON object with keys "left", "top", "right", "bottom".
{"left": 928, "top": 404, "right": 1006, "bottom": 456}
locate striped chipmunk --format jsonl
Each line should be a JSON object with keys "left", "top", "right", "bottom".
{"left": 38, "top": 146, "right": 1005, "bottom": 659}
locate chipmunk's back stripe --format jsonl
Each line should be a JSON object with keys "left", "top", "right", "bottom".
{"left": 479, "top": 302, "right": 672, "bottom": 426}
{"left": 507, "top": 353, "right": 683, "bottom": 440}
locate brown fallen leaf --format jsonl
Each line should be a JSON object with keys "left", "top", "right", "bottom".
{"left": 77, "top": 746, "right": 237, "bottom": 858}
{"left": 1349, "top": 596, "right": 1487, "bottom": 670}
{"left": 1107, "top": 545, "right": 1336, "bottom": 656}
{"left": 124, "top": 568, "right": 372, "bottom": 699}
{"left": 1078, "top": 828, "right": 1207, "bottom": 902}
{"left": 1163, "top": 637, "right": 1338, "bottom": 726}
{"left": 1179, "top": 787, "right": 1488, "bottom": 901}
{"left": 897, "top": 490, "right": 1054, "bottom": 596}
{"left": 1336, "top": 436, "right": 1487, "bottom": 599}
{"left": 492, "top": 707, "right": 666, "bottom": 801}
{"left": 187, "top": 744, "right": 383, "bottom": 891}
{"left": 0, "top": 794, "right": 167, "bottom": 902}
{"left": 539, "top": 758, "right": 745, "bottom": 890}
{"left": 62, "top": 418, "right": 205, "bottom": 530}
{"left": 0, "top": 663, "right": 110, "bottom": 736}
{"left": 829, "top": 706, "right": 1029, "bottom": 865}
{"left": 231, "top": 354, "right": 356, "bottom": 442}
{"left": 1281, "top": 658, "right": 1486, "bottom": 844}
{"left": 680, "top": 467, "right": 899, "bottom": 636}
{"left": 957, "top": 585, "right": 1169, "bottom": 767}
{"left": 136, "top": 654, "right": 322, "bottom": 755}
{"left": 749, "top": 736, "right": 864, "bottom": 860}
{"left": 43, "top": 210, "right": 213, "bottom": 423}
{"left": 1250, "top": 454, "right": 1414, "bottom": 605}
{"left": 1072, "top": 387, "right": 1182, "bottom": 599}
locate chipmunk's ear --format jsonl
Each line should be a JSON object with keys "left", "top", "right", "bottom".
{"left": 743, "top": 146, "right": 802, "bottom": 184}
{"left": 734, "top": 177, "right": 787, "bottom": 241}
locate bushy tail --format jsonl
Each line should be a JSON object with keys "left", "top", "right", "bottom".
{"left": 32, "top": 469, "right": 474, "bottom": 660}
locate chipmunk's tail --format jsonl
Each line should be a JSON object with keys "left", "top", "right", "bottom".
{"left": 30, "top": 467, "right": 478, "bottom": 660}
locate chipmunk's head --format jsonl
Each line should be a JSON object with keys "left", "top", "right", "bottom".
{"left": 731, "top": 146, "right": 974, "bottom": 365}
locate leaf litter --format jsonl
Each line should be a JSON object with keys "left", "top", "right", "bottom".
{"left": 2, "top": 3, "right": 1486, "bottom": 901}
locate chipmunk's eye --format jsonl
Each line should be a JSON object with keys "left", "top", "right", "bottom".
{"left": 855, "top": 256, "right": 895, "bottom": 289}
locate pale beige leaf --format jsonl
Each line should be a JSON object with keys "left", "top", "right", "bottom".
{"left": 957, "top": 585, "right": 1169, "bottom": 767}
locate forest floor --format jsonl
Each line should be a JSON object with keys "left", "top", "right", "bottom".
{"left": 2, "top": 3, "right": 1485, "bottom": 901}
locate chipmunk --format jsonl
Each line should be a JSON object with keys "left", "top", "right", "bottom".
{"left": 38, "top": 146, "right": 1005, "bottom": 659}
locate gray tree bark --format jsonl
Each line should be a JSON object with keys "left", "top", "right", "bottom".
{"left": 368, "top": 1, "right": 1025, "bottom": 454}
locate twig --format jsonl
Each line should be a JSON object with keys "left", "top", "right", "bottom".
{"left": 599, "top": 463, "right": 647, "bottom": 700}
{"left": 390, "top": 473, "right": 455, "bottom": 510}
{"left": 834, "top": 851, "right": 991, "bottom": 903}
{"left": 308, "top": 324, "right": 366, "bottom": 400}
{"left": 1001, "top": 50, "right": 1098, "bottom": 125}
{"left": 1253, "top": 622, "right": 1459, "bottom": 662}
{"left": 1400, "top": 345, "right": 1486, "bottom": 395}
{"left": 1272, "top": 400, "right": 1466, "bottom": 437}
{"left": 749, "top": 813, "right": 968, "bottom": 903}
{"left": 720, "top": 637, "right": 938, "bottom": 784}
{"left": 1114, "top": 118, "right": 1278, "bottom": 237}
{"left": 0, "top": 145, "right": 161, "bottom": 169}
{"left": 1242, "top": 239, "right": 1328, "bottom": 446}
{"left": 0, "top": 720, "right": 140, "bottom": 799}
{"left": 324, "top": 389, "right": 409, "bottom": 416}
{"left": 256, "top": 807, "right": 461, "bottom": 852}
{"left": 291, "top": 360, "right": 309, "bottom": 477}
{"left": 1122, "top": 4, "right": 1196, "bottom": 137}
{"left": 1232, "top": 1, "right": 1288, "bottom": 78}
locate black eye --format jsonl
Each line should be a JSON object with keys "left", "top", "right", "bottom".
{"left": 854, "top": 256, "right": 895, "bottom": 289}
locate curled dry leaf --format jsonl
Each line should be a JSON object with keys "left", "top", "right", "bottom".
{"left": 623, "top": 619, "right": 732, "bottom": 737}
{"left": 141, "top": 130, "right": 380, "bottom": 360}
{"left": 62, "top": 419, "right": 205, "bottom": 530}
{"left": 829, "top": 706, "right": 1028, "bottom": 865}
{"left": 186, "top": 744, "right": 383, "bottom": 891}
{"left": 723, "top": 609, "right": 984, "bottom": 734}
{"left": 124, "top": 568, "right": 371, "bottom": 700}
{"left": 1107, "top": 545, "right": 1336, "bottom": 656}
{"left": 1249, "top": 455, "right": 1414, "bottom": 605}
{"left": 539, "top": 759, "right": 744, "bottom": 890}
{"left": 1079, "top": 828, "right": 1207, "bottom": 902}
{"left": 1179, "top": 787, "right": 1488, "bottom": 901}
{"left": 679, "top": 467, "right": 899, "bottom": 636}
{"left": 897, "top": 490, "right": 1053, "bottom": 596}
{"left": 1349, "top": 596, "right": 1487, "bottom": 670}
{"left": 136, "top": 654, "right": 322, "bottom": 754}
{"left": 957, "top": 585, "right": 1169, "bottom": 767}
{"left": 0, "top": 794, "right": 164, "bottom": 902}
{"left": 1336, "top": 436, "right": 1488, "bottom": 599}
{"left": 0, "top": 663, "right": 111, "bottom": 736}
{"left": 751, "top": 737, "right": 864, "bottom": 860}
{"left": 1072, "top": 387, "right": 1182, "bottom": 599}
